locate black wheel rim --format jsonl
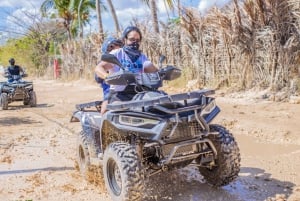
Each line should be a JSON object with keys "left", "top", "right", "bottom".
{"left": 107, "top": 158, "right": 122, "bottom": 196}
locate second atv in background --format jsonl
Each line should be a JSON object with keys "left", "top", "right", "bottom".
{"left": 0, "top": 69, "right": 37, "bottom": 110}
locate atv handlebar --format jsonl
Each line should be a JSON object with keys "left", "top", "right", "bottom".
{"left": 101, "top": 53, "right": 181, "bottom": 89}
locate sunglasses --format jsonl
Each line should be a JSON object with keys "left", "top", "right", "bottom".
{"left": 127, "top": 38, "right": 141, "bottom": 43}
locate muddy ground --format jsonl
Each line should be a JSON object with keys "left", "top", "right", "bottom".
{"left": 0, "top": 79, "right": 299, "bottom": 201}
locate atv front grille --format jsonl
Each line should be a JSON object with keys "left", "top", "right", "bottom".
{"left": 162, "top": 143, "right": 195, "bottom": 158}
{"left": 161, "top": 121, "right": 203, "bottom": 141}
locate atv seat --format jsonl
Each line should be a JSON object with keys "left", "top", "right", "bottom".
{"left": 106, "top": 89, "right": 215, "bottom": 111}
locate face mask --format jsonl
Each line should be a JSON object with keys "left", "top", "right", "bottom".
{"left": 127, "top": 42, "right": 140, "bottom": 51}
{"left": 123, "top": 42, "right": 141, "bottom": 63}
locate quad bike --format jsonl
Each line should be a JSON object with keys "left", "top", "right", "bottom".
{"left": 71, "top": 54, "right": 241, "bottom": 201}
{"left": 0, "top": 72, "right": 37, "bottom": 110}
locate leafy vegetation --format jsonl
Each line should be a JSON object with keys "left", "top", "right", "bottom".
{"left": 0, "top": 38, "right": 32, "bottom": 70}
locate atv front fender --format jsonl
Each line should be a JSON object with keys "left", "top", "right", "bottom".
{"left": 72, "top": 110, "right": 102, "bottom": 158}
{"left": 70, "top": 110, "right": 82, "bottom": 122}
{"left": 70, "top": 110, "right": 102, "bottom": 133}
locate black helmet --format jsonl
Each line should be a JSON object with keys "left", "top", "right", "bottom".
{"left": 101, "top": 36, "right": 124, "bottom": 53}
{"left": 9, "top": 58, "right": 15, "bottom": 65}
{"left": 121, "top": 26, "right": 142, "bottom": 41}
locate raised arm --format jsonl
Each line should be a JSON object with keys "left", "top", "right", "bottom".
{"left": 95, "top": 61, "right": 114, "bottom": 79}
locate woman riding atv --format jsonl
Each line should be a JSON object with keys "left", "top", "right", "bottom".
{"left": 95, "top": 26, "right": 158, "bottom": 114}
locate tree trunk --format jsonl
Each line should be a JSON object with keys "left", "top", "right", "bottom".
{"left": 107, "top": 0, "right": 120, "bottom": 34}
{"left": 150, "top": 0, "right": 159, "bottom": 33}
{"left": 78, "top": 0, "right": 84, "bottom": 38}
{"left": 163, "top": 0, "right": 170, "bottom": 19}
{"left": 65, "top": 20, "right": 72, "bottom": 40}
{"left": 96, "top": 0, "right": 104, "bottom": 40}
{"left": 177, "top": 0, "right": 181, "bottom": 18}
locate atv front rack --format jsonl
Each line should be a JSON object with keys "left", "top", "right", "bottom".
{"left": 76, "top": 100, "right": 102, "bottom": 112}
{"left": 1, "top": 81, "right": 33, "bottom": 87}
{"left": 107, "top": 89, "right": 215, "bottom": 111}
{"left": 7, "top": 82, "right": 33, "bottom": 87}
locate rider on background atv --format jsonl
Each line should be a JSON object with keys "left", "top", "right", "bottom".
{"left": 95, "top": 26, "right": 158, "bottom": 114}
{"left": 5, "top": 58, "right": 25, "bottom": 83}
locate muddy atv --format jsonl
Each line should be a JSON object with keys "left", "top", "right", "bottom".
{"left": 71, "top": 54, "right": 241, "bottom": 201}
{"left": 0, "top": 74, "right": 37, "bottom": 110}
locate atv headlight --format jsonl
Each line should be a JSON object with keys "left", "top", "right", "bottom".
{"left": 201, "top": 99, "right": 216, "bottom": 116}
{"left": 119, "top": 115, "right": 160, "bottom": 127}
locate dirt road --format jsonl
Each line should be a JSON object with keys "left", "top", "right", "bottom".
{"left": 0, "top": 79, "right": 299, "bottom": 201}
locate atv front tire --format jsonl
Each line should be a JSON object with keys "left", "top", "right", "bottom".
{"left": 198, "top": 124, "right": 240, "bottom": 186}
{"left": 103, "top": 142, "right": 144, "bottom": 201}
{"left": 0, "top": 93, "right": 8, "bottom": 110}
{"left": 77, "top": 130, "right": 91, "bottom": 178}
{"left": 29, "top": 91, "right": 37, "bottom": 107}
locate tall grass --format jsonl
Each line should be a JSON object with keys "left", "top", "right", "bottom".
{"left": 56, "top": 0, "right": 300, "bottom": 93}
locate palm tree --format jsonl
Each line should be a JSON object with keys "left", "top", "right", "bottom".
{"left": 96, "top": 0, "right": 104, "bottom": 40}
{"left": 141, "top": 0, "right": 175, "bottom": 33}
{"left": 106, "top": 0, "right": 120, "bottom": 34}
{"left": 40, "top": 0, "right": 95, "bottom": 39}
{"left": 151, "top": 0, "right": 160, "bottom": 33}
{"left": 94, "top": 0, "right": 118, "bottom": 39}
{"left": 41, "top": 0, "right": 74, "bottom": 40}
{"left": 176, "top": 0, "right": 181, "bottom": 18}
{"left": 71, "top": 0, "right": 96, "bottom": 37}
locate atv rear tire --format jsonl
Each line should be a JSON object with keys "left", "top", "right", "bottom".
{"left": 0, "top": 93, "right": 8, "bottom": 110}
{"left": 198, "top": 124, "right": 240, "bottom": 187}
{"left": 77, "top": 130, "right": 91, "bottom": 178}
{"left": 29, "top": 91, "right": 37, "bottom": 107}
{"left": 23, "top": 98, "right": 30, "bottom": 105}
{"left": 103, "top": 142, "right": 144, "bottom": 201}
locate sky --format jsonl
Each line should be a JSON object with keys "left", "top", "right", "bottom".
{"left": 0, "top": 0, "right": 231, "bottom": 44}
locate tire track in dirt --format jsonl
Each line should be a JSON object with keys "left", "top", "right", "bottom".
{"left": 0, "top": 106, "right": 108, "bottom": 201}
{"left": 27, "top": 109, "right": 75, "bottom": 134}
